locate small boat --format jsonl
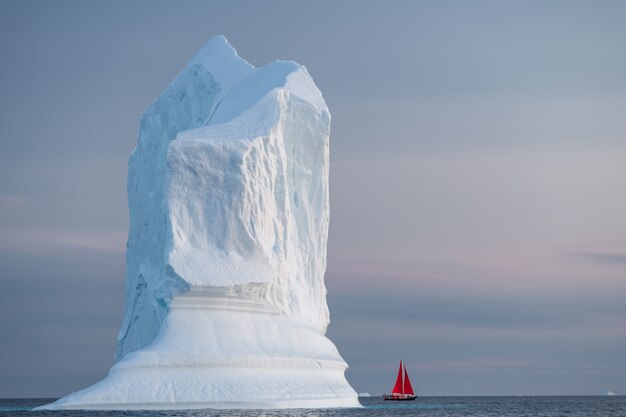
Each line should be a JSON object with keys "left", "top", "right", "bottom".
{"left": 383, "top": 360, "right": 417, "bottom": 401}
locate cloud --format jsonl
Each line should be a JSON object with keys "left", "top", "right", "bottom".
{"left": 568, "top": 250, "right": 626, "bottom": 265}
{"left": 0, "top": 226, "right": 126, "bottom": 254}
{"left": 0, "top": 193, "right": 26, "bottom": 209}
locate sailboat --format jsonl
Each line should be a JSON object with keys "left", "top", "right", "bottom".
{"left": 383, "top": 360, "right": 417, "bottom": 401}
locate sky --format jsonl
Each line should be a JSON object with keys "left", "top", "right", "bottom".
{"left": 1, "top": 0, "right": 625, "bottom": 397}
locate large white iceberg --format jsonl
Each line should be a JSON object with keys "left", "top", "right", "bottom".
{"left": 38, "top": 36, "right": 359, "bottom": 410}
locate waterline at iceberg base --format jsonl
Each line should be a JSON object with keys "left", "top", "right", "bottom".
{"left": 41, "top": 290, "right": 358, "bottom": 409}
{"left": 37, "top": 36, "right": 359, "bottom": 410}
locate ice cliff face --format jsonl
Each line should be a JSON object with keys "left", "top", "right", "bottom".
{"left": 118, "top": 36, "right": 331, "bottom": 360}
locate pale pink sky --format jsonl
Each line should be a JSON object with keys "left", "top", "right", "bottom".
{"left": 1, "top": 0, "right": 625, "bottom": 397}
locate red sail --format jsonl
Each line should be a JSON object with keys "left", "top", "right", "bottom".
{"left": 403, "top": 363, "right": 415, "bottom": 395}
{"left": 391, "top": 360, "right": 404, "bottom": 394}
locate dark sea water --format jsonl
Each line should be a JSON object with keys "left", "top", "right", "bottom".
{"left": 1, "top": 396, "right": 624, "bottom": 417}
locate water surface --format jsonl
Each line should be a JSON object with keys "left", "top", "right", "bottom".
{"left": 1, "top": 396, "right": 624, "bottom": 417}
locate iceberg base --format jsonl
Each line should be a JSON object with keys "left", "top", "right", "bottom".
{"left": 37, "top": 290, "right": 360, "bottom": 410}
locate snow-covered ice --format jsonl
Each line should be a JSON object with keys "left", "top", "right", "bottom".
{"left": 37, "top": 36, "right": 359, "bottom": 410}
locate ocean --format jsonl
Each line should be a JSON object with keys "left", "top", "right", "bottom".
{"left": 1, "top": 396, "right": 624, "bottom": 417}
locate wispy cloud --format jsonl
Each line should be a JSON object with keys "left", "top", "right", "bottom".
{"left": 329, "top": 265, "right": 419, "bottom": 281}
{"left": 568, "top": 250, "right": 626, "bottom": 265}
{"left": 0, "top": 193, "right": 26, "bottom": 209}
{"left": 355, "top": 358, "right": 549, "bottom": 372}
{"left": 0, "top": 226, "right": 126, "bottom": 254}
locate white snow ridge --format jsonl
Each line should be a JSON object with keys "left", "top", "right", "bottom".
{"left": 37, "top": 36, "right": 359, "bottom": 410}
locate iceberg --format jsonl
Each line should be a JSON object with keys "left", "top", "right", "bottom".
{"left": 38, "top": 36, "right": 359, "bottom": 410}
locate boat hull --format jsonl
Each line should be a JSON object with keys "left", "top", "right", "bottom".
{"left": 383, "top": 395, "right": 417, "bottom": 401}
